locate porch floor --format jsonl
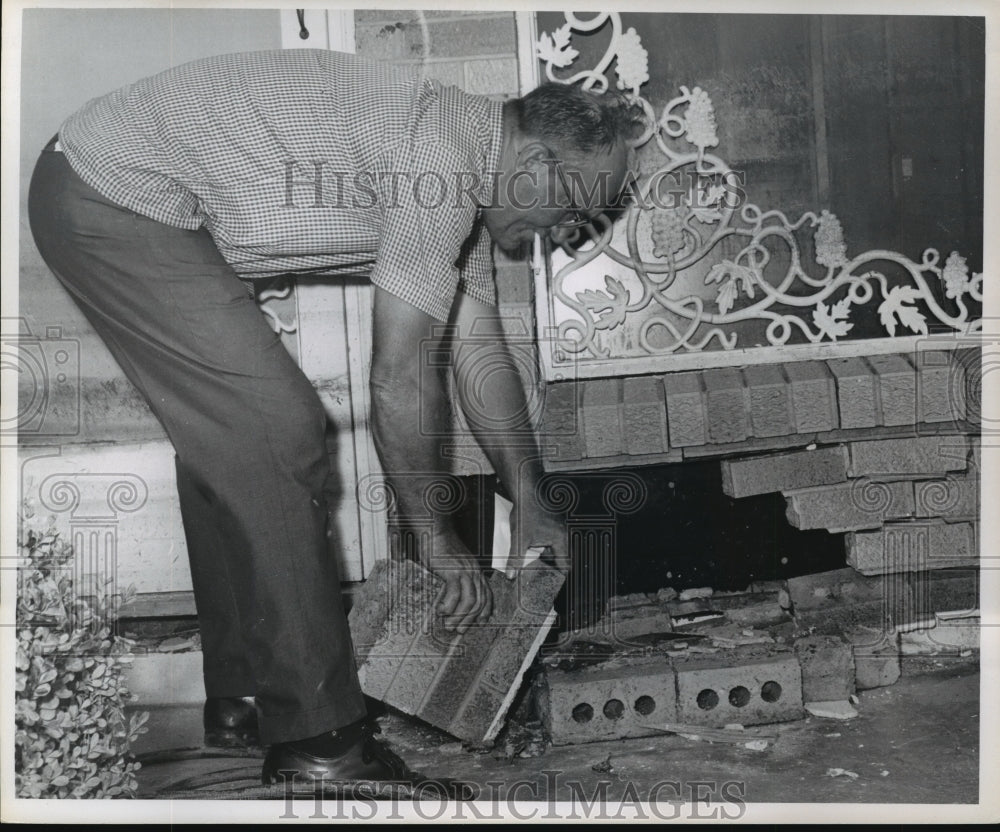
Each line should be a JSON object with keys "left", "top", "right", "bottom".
{"left": 129, "top": 654, "right": 979, "bottom": 812}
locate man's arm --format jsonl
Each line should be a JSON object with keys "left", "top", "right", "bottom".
{"left": 448, "top": 291, "right": 569, "bottom": 574}
{"left": 369, "top": 286, "right": 493, "bottom": 633}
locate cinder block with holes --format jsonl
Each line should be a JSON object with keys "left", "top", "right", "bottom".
{"left": 536, "top": 656, "right": 678, "bottom": 745}
{"left": 672, "top": 646, "right": 804, "bottom": 728}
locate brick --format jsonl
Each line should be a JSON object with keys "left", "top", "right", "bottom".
{"left": 784, "top": 480, "right": 914, "bottom": 532}
{"left": 785, "top": 361, "right": 838, "bottom": 433}
{"left": 673, "top": 646, "right": 804, "bottom": 728}
{"left": 827, "top": 357, "right": 878, "bottom": 428}
{"left": 914, "top": 476, "right": 979, "bottom": 518}
{"left": 915, "top": 350, "right": 963, "bottom": 423}
{"left": 845, "top": 628, "right": 901, "bottom": 690}
{"left": 743, "top": 364, "right": 793, "bottom": 437}
{"left": 785, "top": 567, "right": 914, "bottom": 634}
{"left": 537, "top": 656, "right": 678, "bottom": 745}
{"left": 786, "top": 567, "right": 884, "bottom": 611}
{"left": 845, "top": 521, "right": 979, "bottom": 576}
{"left": 349, "top": 558, "right": 564, "bottom": 743}
{"left": 707, "top": 590, "right": 791, "bottom": 627}
{"left": 584, "top": 602, "right": 675, "bottom": 645}
{"left": 622, "top": 376, "right": 669, "bottom": 455}
{"left": 663, "top": 372, "right": 707, "bottom": 447}
{"left": 580, "top": 378, "right": 623, "bottom": 458}
{"left": 538, "top": 382, "right": 584, "bottom": 462}
{"left": 721, "top": 445, "right": 848, "bottom": 498}
{"left": 703, "top": 367, "right": 750, "bottom": 444}
{"left": 793, "top": 635, "right": 855, "bottom": 702}
{"left": 868, "top": 353, "right": 917, "bottom": 426}
{"left": 847, "top": 435, "right": 969, "bottom": 476}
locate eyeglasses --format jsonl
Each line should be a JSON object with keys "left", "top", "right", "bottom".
{"left": 551, "top": 159, "right": 595, "bottom": 230}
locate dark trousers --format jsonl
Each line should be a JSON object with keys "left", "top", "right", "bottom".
{"left": 28, "top": 143, "right": 367, "bottom": 744}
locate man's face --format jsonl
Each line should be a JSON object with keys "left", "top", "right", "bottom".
{"left": 482, "top": 142, "right": 630, "bottom": 256}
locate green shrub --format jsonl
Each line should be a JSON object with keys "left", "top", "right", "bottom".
{"left": 15, "top": 505, "right": 148, "bottom": 799}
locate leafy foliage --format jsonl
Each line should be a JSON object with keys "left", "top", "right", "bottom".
{"left": 15, "top": 506, "right": 147, "bottom": 799}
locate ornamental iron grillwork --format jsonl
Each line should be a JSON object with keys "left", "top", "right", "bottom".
{"left": 533, "top": 12, "right": 983, "bottom": 378}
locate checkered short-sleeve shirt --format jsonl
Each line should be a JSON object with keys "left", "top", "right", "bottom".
{"left": 58, "top": 49, "right": 503, "bottom": 322}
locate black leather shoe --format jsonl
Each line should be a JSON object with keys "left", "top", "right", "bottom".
{"left": 204, "top": 696, "right": 260, "bottom": 748}
{"left": 262, "top": 720, "right": 429, "bottom": 793}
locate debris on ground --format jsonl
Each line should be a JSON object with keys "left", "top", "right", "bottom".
{"left": 825, "top": 768, "right": 859, "bottom": 780}
{"left": 645, "top": 722, "right": 777, "bottom": 746}
{"left": 805, "top": 700, "right": 859, "bottom": 720}
{"left": 591, "top": 755, "right": 614, "bottom": 773}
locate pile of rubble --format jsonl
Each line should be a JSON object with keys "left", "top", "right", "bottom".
{"left": 532, "top": 566, "right": 978, "bottom": 746}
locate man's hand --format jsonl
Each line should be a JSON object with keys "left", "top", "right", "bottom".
{"left": 425, "top": 532, "right": 493, "bottom": 634}
{"left": 507, "top": 500, "right": 569, "bottom": 576}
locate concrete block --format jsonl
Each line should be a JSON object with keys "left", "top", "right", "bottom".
{"left": 957, "top": 347, "right": 982, "bottom": 426}
{"left": 785, "top": 361, "right": 838, "bottom": 433}
{"left": 673, "top": 646, "right": 804, "bottom": 728}
{"left": 537, "top": 656, "right": 678, "bottom": 745}
{"left": 827, "top": 357, "right": 878, "bottom": 428}
{"left": 786, "top": 567, "right": 888, "bottom": 612}
{"left": 846, "top": 521, "right": 979, "bottom": 576}
{"left": 785, "top": 566, "right": 914, "bottom": 632}
{"left": 349, "top": 558, "right": 564, "bottom": 744}
{"left": 793, "top": 635, "right": 855, "bottom": 702}
{"left": 463, "top": 57, "right": 519, "bottom": 96}
{"left": 125, "top": 650, "right": 205, "bottom": 706}
{"left": 622, "top": 376, "right": 669, "bottom": 455}
{"left": 703, "top": 368, "right": 750, "bottom": 444}
{"left": 868, "top": 353, "right": 917, "bottom": 426}
{"left": 845, "top": 627, "right": 901, "bottom": 689}
{"left": 900, "top": 615, "right": 980, "bottom": 654}
{"left": 784, "top": 480, "right": 915, "bottom": 532}
{"left": 915, "top": 350, "right": 964, "bottom": 423}
{"left": 582, "top": 378, "right": 623, "bottom": 458}
{"left": 538, "top": 382, "right": 584, "bottom": 462}
{"left": 847, "top": 435, "right": 969, "bottom": 477}
{"left": 743, "top": 364, "right": 793, "bottom": 437}
{"left": 419, "top": 16, "right": 516, "bottom": 57}
{"left": 663, "top": 372, "right": 707, "bottom": 447}
{"left": 721, "top": 445, "right": 848, "bottom": 498}
{"left": 907, "top": 568, "right": 979, "bottom": 619}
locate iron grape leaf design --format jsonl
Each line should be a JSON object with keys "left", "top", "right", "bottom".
{"left": 576, "top": 276, "right": 629, "bottom": 330}
{"left": 812, "top": 297, "right": 854, "bottom": 340}
{"left": 537, "top": 24, "right": 578, "bottom": 69}
{"left": 877, "top": 285, "right": 928, "bottom": 337}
